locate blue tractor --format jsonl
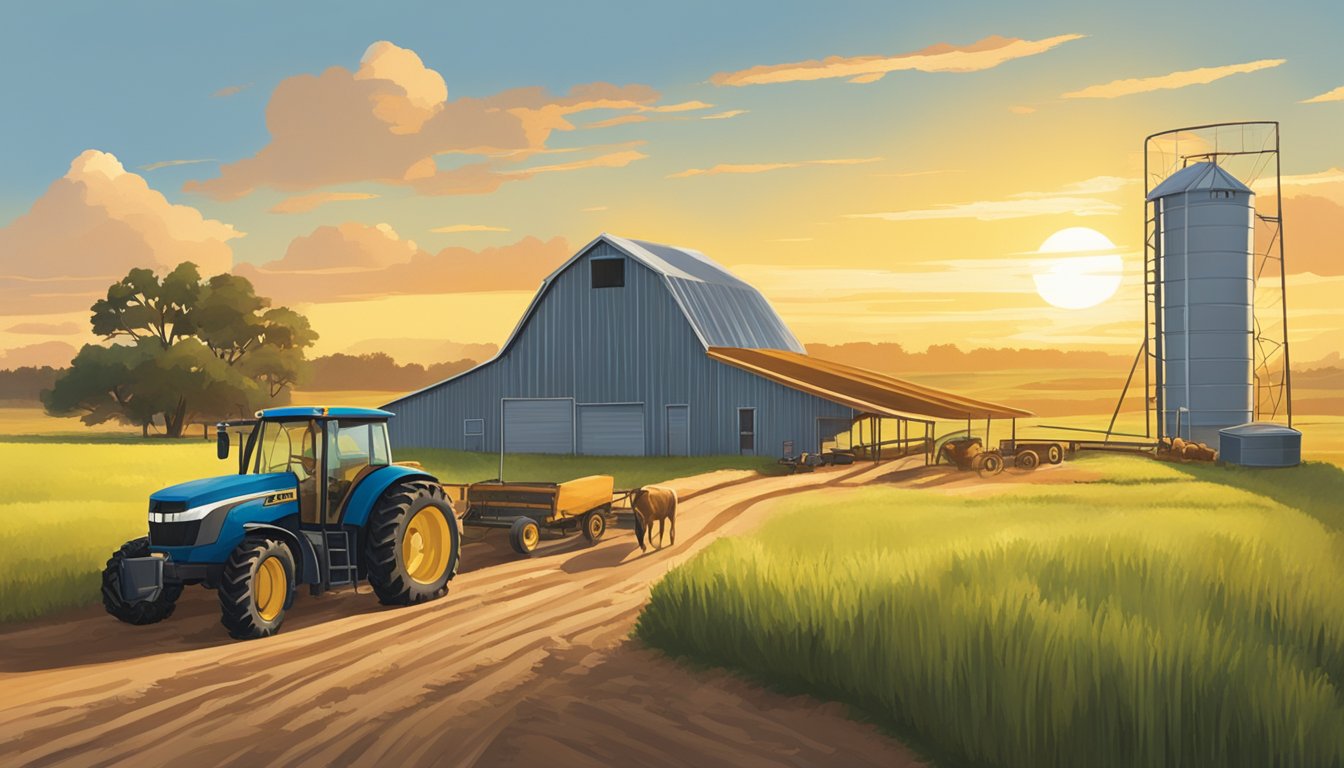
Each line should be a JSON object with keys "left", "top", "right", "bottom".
{"left": 101, "top": 407, "right": 461, "bottom": 640}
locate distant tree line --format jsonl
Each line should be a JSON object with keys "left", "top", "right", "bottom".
{"left": 303, "top": 353, "right": 478, "bottom": 391}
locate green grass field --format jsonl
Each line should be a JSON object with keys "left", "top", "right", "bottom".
{"left": 0, "top": 439, "right": 780, "bottom": 623}
{"left": 637, "top": 454, "right": 1344, "bottom": 768}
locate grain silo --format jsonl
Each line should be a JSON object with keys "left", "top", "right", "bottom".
{"left": 1146, "top": 162, "right": 1254, "bottom": 446}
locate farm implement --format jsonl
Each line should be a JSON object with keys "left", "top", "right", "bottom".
{"left": 938, "top": 436, "right": 1065, "bottom": 478}
{"left": 102, "top": 407, "right": 461, "bottom": 640}
{"left": 454, "top": 475, "right": 618, "bottom": 555}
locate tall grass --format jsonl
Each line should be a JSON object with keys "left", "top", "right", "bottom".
{"left": 0, "top": 442, "right": 221, "bottom": 622}
{"left": 637, "top": 455, "right": 1344, "bottom": 767}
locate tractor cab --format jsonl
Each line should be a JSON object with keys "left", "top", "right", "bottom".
{"left": 219, "top": 407, "right": 394, "bottom": 532}
{"left": 104, "top": 406, "right": 461, "bottom": 640}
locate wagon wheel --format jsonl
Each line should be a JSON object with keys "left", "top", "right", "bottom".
{"left": 509, "top": 518, "right": 541, "bottom": 555}
{"left": 1046, "top": 444, "right": 1064, "bottom": 464}
{"left": 977, "top": 453, "right": 1004, "bottom": 478}
{"left": 581, "top": 508, "right": 607, "bottom": 544}
{"left": 1015, "top": 450, "right": 1040, "bottom": 470}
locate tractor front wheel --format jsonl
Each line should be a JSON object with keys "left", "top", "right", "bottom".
{"left": 102, "top": 537, "right": 182, "bottom": 625}
{"left": 366, "top": 481, "right": 461, "bottom": 606}
{"left": 219, "top": 537, "right": 295, "bottom": 640}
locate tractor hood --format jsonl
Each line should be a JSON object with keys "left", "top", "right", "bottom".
{"left": 150, "top": 473, "right": 293, "bottom": 508}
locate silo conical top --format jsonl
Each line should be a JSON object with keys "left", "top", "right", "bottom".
{"left": 1147, "top": 162, "right": 1253, "bottom": 201}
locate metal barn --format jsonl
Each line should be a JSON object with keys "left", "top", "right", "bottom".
{"left": 383, "top": 233, "right": 1026, "bottom": 457}
{"left": 384, "top": 234, "right": 857, "bottom": 456}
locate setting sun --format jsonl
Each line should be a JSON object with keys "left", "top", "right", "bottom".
{"left": 1032, "top": 227, "right": 1124, "bottom": 310}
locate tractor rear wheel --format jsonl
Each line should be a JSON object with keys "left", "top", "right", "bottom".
{"left": 102, "top": 537, "right": 183, "bottom": 625}
{"left": 366, "top": 481, "right": 461, "bottom": 606}
{"left": 219, "top": 537, "right": 295, "bottom": 640}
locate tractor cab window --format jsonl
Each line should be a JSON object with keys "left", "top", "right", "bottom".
{"left": 323, "top": 421, "right": 391, "bottom": 523}
{"left": 254, "top": 420, "right": 318, "bottom": 480}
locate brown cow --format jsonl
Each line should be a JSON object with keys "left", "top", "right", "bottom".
{"left": 631, "top": 485, "right": 677, "bottom": 551}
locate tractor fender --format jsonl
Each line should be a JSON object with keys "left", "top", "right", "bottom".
{"left": 242, "top": 522, "right": 320, "bottom": 586}
{"left": 341, "top": 465, "right": 438, "bottom": 528}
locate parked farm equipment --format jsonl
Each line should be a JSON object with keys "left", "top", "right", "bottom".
{"left": 938, "top": 436, "right": 1066, "bottom": 477}
{"left": 102, "top": 407, "right": 461, "bottom": 640}
{"left": 459, "top": 475, "right": 617, "bottom": 555}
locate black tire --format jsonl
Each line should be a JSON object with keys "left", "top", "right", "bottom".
{"left": 581, "top": 509, "right": 607, "bottom": 544}
{"left": 509, "top": 517, "right": 541, "bottom": 555}
{"left": 101, "top": 537, "right": 182, "bottom": 625}
{"left": 1046, "top": 444, "right": 1064, "bottom": 464}
{"left": 1016, "top": 450, "right": 1040, "bottom": 470}
{"left": 366, "top": 481, "right": 461, "bottom": 606}
{"left": 977, "top": 453, "right": 1004, "bottom": 477}
{"left": 219, "top": 537, "right": 295, "bottom": 640}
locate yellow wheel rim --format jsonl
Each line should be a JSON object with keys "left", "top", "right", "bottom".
{"left": 588, "top": 515, "right": 603, "bottom": 537}
{"left": 256, "top": 556, "right": 286, "bottom": 622}
{"left": 522, "top": 522, "right": 539, "bottom": 551}
{"left": 403, "top": 506, "right": 452, "bottom": 584}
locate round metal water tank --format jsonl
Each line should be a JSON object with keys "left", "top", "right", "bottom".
{"left": 1218, "top": 422, "right": 1301, "bottom": 467}
{"left": 1147, "top": 162, "right": 1254, "bottom": 446}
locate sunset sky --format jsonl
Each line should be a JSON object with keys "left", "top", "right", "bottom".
{"left": 1, "top": 1, "right": 1340, "bottom": 370}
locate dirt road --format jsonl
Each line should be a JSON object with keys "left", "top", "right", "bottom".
{"left": 0, "top": 462, "right": 933, "bottom": 768}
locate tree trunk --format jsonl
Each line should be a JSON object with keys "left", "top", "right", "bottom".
{"left": 164, "top": 398, "right": 188, "bottom": 438}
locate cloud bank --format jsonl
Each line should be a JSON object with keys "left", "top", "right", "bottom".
{"left": 0, "top": 150, "right": 241, "bottom": 314}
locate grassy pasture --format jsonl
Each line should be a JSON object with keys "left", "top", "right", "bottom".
{"left": 637, "top": 454, "right": 1344, "bottom": 768}
{"left": 0, "top": 438, "right": 780, "bottom": 623}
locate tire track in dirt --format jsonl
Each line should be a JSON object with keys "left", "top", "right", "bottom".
{"left": 0, "top": 463, "right": 928, "bottom": 768}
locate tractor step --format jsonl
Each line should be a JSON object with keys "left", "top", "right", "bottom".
{"left": 302, "top": 529, "right": 360, "bottom": 592}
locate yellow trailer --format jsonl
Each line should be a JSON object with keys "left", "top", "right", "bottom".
{"left": 461, "top": 475, "right": 616, "bottom": 555}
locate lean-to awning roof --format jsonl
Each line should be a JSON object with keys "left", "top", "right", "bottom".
{"left": 708, "top": 347, "right": 1033, "bottom": 421}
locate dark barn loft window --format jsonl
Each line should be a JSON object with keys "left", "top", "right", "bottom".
{"left": 591, "top": 258, "right": 625, "bottom": 288}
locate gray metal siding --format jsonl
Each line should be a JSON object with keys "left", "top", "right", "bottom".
{"left": 666, "top": 405, "right": 689, "bottom": 456}
{"left": 578, "top": 404, "right": 645, "bottom": 456}
{"left": 502, "top": 399, "right": 573, "bottom": 454}
{"left": 386, "top": 240, "right": 854, "bottom": 455}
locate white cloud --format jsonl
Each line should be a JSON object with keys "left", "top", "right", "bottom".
{"left": 1062, "top": 59, "right": 1284, "bottom": 99}
{"left": 851, "top": 176, "right": 1135, "bottom": 222}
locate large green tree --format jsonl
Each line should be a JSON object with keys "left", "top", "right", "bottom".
{"left": 43, "top": 263, "right": 317, "bottom": 437}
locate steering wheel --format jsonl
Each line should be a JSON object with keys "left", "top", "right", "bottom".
{"left": 289, "top": 453, "right": 316, "bottom": 476}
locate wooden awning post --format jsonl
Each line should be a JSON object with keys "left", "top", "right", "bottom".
{"left": 986, "top": 417, "right": 991, "bottom": 446}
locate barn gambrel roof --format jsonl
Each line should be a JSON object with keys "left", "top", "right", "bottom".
{"left": 384, "top": 233, "right": 803, "bottom": 406}
{"left": 591, "top": 234, "right": 804, "bottom": 353}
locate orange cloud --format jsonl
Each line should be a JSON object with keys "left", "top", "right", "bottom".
{"left": 1301, "top": 85, "right": 1344, "bottom": 103}
{"left": 0, "top": 150, "right": 241, "bottom": 314}
{"left": 710, "top": 34, "right": 1084, "bottom": 86}
{"left": 0, "top": 341, "right": 78, "bottom": 370}
{"left": 235, "top": 225, "right": 570, "bottom": 303}
{"left": 213, "top": 83, "right": 251, "bottom": 98}
{"left": 269, "top": 191, "right": 380, "bottom": 214}
{"left": 5, "top": 321, "right": 82, "bottom": 335}
{"left": 140, "top": 158, "right": 217, "bottom": 171}
{"left": 669, "top": 157, "right": 881, "bottom": 179}
{"left": 185, "top": 42, "right": 668, "bottom": 200}
{"left": 430, "top": 224, "right": 509, "bottom": 234}
{"left": 1062, "top": 59, "right": 1285, "bottom": 99}
{"left": 702, "top": 109, "right": 747, "bottom": 120}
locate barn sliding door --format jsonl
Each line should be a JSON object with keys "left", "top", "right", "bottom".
{"left": 577, "top": 403, "right": 645, "bottom": 456}
{"left": 502, "top": 399, "right": 574, "bottom": 454}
